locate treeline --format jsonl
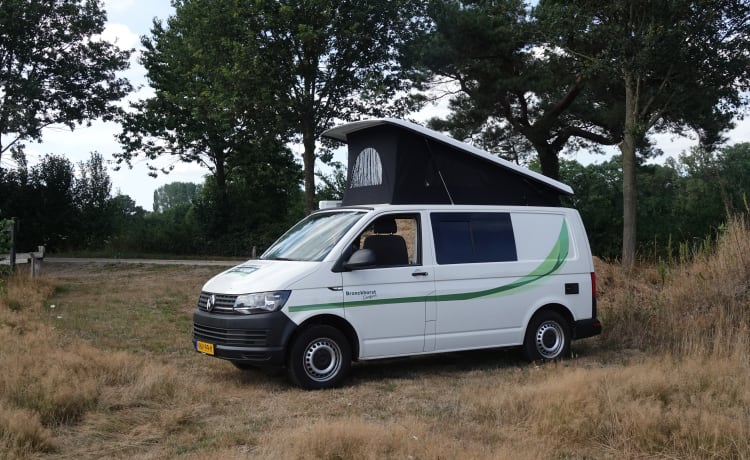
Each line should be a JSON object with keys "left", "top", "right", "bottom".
{"left": 0, "top": 153, "right": 116, "bottom": 252}
{"left": 559, "top": 144, "right": 750, "bottom": 259}
{"left": 1, "top": 144, "right": 748, "bottom": 260}
{"left": 0, "top": 151, "right": 304, "bottom": 257}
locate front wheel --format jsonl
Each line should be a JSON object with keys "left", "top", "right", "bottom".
{"left": 523, "top": 311, "right": 571, "bottom": 362}
{"left": 287, "top": 325, "right": 351, "bottom": 390}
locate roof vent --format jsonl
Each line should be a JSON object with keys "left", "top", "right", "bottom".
{"left": 318, "top": 200, "right": 343, "bottom": 210}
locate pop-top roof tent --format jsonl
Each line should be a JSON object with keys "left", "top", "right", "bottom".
{"left": 322, "top": 118, "right": 573, "bottom": 207}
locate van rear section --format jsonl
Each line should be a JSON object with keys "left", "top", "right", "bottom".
{"left": 425, "top": 207, "right": 599, "bottom": 359}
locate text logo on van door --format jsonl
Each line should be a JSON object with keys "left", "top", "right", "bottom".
{"left": 346, "top": 289, "right": 377, "bottom": 300}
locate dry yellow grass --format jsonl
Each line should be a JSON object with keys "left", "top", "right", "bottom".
{"left": 597, "top": 214, "right": 750, "bottom": 358}
{"left": 1, "top": 214, "right": 749, "bottom": 459}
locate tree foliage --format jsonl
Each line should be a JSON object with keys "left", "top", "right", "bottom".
{"left": 116, "top": 0, "right": 288, "bottom": 226}
{"left": 555, "top": 143, "right": 750, "bottom": 259}
{"left": 409, "top": 0, "right": 621, "bottom": 179}
{"left": 315, "top": 162, "right": 347, "bottom": 202}
{"left": 188, "top": 146, "right": 304, "bottom": 254}
{"left": 153, "top": 182, "right": 202, "bottom": 213}
{"left": 412, "top": 0, "right": 750, "bottom": 267}
{"left": 538, "top": 0, "right": 750, "bottom": 266}
{"left": 0, "top": 218, "right": 11, "bottom": 254}
{"left": 249, "top": 0, "right": 426, "bottom": 213}
{"left": 0, "top": 152, "right": 117, "bottom": 250}
{"left": 118, "top": 0, "right": 426, "bottom": 215}
{"left": 0, "top": 0, "right": 132, "bottom": 165}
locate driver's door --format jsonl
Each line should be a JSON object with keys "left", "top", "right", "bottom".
{"left": 342, "top": 213, "right": 434, "bottom": 358}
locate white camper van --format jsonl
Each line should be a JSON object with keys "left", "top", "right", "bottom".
{"left": 193, "top": 119, "right": 601, "bottom": 389}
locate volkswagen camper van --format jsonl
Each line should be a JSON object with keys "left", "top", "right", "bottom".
{"left": 193, "top": 119, "right": 601, "bottom": 389}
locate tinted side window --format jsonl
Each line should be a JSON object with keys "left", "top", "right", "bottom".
{"left": 431, "top": 213, "right": 517, "bottom": 264}
{"left": 435, "top": 220, "right": 473, "bottom": 264}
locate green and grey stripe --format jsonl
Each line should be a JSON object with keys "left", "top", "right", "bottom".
{"left": 288, "top": 221, "right": 569, "bottom": 313}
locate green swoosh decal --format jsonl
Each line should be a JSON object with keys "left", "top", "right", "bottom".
{"left": 288, "top": 221, "right": 569, "bottom": 313}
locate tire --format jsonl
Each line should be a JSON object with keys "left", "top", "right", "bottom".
{"left": 287, "top": 325, "right": 351, "bottom": 390}
{"left": 523, "top": 310, "right": 571, "bottom": 362}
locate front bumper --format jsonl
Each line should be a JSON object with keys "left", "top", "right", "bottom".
{"left": 573, "top": 318, "right": 602, "bottom": 340}
{"left": 192, "top": 309, "right": 297, "bottom": 367}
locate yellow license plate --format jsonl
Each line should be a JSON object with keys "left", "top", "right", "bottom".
{"left": 196, "top": 341, "right": 214, "bottom": 355}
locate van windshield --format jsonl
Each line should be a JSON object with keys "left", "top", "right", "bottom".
{"left": 261, "top": 210, "right": 366, "bottom": 262}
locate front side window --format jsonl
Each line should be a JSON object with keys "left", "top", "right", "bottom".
{"left": 431, "top": 212, "right": 517, "bottom": 264}
{"left": 262, "top": 211, "right": 365, "bottom": 262}
{"left": 350, "top": 214, "right": 421, "bottom": 267}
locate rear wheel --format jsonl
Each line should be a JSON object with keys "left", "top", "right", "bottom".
{"left": 287, "top": 325, "right": 351, "bottom": 390}
{"left": 523, "top": 311, "right": 571, "bottom": 361}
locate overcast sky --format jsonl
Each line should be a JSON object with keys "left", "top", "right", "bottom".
{"left": 18, "top": 0, "right": 750, "bottom": 211}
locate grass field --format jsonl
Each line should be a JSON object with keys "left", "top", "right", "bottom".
{"left": 1, "top": 216, "right": 749, "bottom": 459}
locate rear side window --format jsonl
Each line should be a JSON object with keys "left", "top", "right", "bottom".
{"left": 431, "top": 213, "right": 517, "bottom": 264}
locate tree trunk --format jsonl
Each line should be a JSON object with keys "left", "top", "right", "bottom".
{"left": 212, "top": 156, "right": 229, "bottom": 235}
{"left": 302, "top": 121, "right": 316, "bottom": 215}
{"left": 537, "top": 146, "right": 561, "bottom": 181}
{"left": 620, "top": 76, "right": 639, "bottom": 269}
{"left": 525, "top": 130, "right": 561, "bottom": 180}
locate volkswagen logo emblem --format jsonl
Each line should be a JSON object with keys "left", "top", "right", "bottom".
{"left": 206, "top": 294, "right": 216, "bottom": 312}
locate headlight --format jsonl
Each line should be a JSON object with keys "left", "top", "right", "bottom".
{"left": 233, "top": 291, "right": 291, "bottom": 314}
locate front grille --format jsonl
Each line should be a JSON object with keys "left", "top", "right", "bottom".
{"left": 193, "top": 323, "right": 268, "bottom": 347}
{"left": 197, "top": 292, "right": 237, "bottom": 314}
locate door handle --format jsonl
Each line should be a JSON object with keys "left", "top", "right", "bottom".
{"left": 411, "top": 271, "right": 428, "bottom": 277}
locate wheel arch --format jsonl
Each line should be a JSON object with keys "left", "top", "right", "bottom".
{"left": 528, "top": 303, "right": 574, "bottom": 331}
{"left": 293, "top": 314, "right": 361, "bottom": 361}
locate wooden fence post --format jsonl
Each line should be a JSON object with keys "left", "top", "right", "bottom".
{"left": 30, "top": 253, "right": 38, "bottom": 277}
{"left": 30, "top": 245, "right": 44, "bottom": 278}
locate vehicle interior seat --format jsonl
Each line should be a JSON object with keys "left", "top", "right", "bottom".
{"left": 363, "top": 217, "right": 409, "bottom": 266}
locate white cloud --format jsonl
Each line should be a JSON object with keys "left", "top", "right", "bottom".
{"left": 726, "top": 117, "right": 750, "bottom": 144}
{"left": 100, "top": 23, "right": 140, "bottom": 50}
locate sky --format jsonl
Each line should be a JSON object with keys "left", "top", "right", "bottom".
{"left": 16, "top": 1, "right": 750, "bottom": 211}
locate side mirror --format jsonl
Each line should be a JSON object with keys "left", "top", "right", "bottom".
{"left": 344, "top": 249, "right": 376, "bottom": 270}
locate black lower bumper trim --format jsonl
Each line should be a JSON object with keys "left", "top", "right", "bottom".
{"left": 193, "top": 309, "right": 297, "bottom": 367}
{"left": 573, "top": 318, "right": 602, "bottom": 339}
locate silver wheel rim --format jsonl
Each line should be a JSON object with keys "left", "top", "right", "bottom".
{"left": 303, "top": 338, "right": 342, "bottom": 382}
{"left": 535, "top": 320, "right": 565, "bottom": 359}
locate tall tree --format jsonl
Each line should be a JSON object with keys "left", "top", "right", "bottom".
{"left": 242, "top": 0, "right": 426, "bottom": 213}
{"left": 539, "top": 0, "right": 750, "bottom": 266}
{"left": 75, "top": 152, "right": 113, "bottom": 247}
{"left": 116, "top": 0, "right": 285, "bottom": 225}
{"left": 409, "top": 0, "right": 621, "bottom": 179}
{"left": 0, "top": 0, "right": 132, "bottom": 166}
{"left": 153, "top": 182, "right": 202, "bottom": 213}
{"left": 27, "top": 155, "right": 78, "bottom": 250}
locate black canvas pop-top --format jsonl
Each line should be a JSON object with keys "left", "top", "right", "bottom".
{"left": 322, "top": 118, "right": 573, "bottom": 207}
